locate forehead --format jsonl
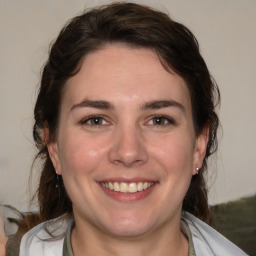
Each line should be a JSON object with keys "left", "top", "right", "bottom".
{"left": 63, "top": 45, "right": 191, "bottom": 110}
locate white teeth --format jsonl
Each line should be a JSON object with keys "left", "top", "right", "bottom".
{"left": 113, "top": 182, "right": 120, "bottom": 192}
{"left": 100, "top": 181, "right": 154, "bottom": 193}
{"left": 137, "top": 182, "right": 144, "bottom": 191}
{"left": 108, "top": 182, "right": 114, "bottom": 190}
{"left": 128, "top": 183, "right": 137, "bottom": 193}
{"left": 120, "top": 182, "right": 129, "bottom": 192}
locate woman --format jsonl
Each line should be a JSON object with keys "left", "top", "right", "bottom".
{"left": 16, "top": 2, "right": 247, "bottom": 256}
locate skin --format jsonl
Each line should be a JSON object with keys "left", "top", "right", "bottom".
{"left": 0, "top": 216, "right": 6, "bottom": 256}
{"left": 0, "top": 236, "right": 6, "bottom": 256}
{"left": 47, "top": 45, "right": 208, "bottom": 256}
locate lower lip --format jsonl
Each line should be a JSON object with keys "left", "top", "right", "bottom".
{"left": 98, "top": 183, "right": 156, "bottom": 202}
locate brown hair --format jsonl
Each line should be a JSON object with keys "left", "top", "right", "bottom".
{"left": 32, "top": 2, "right": 219, "bottom": 226}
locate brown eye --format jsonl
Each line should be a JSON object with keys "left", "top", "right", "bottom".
{"left": 81, "top": 116, "right": 108, "bottom": 126}
{"left": 148, "top": 115, "right": 174, "bottom": 126}
{"left": 153, "top": 117, "right": 167, "bottom": 125}
{"left": 89, "top": 117, "right": 103, "bottom": 125}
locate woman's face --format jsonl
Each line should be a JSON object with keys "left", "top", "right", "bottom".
{"left": 48, "top": 45, "right": 208, "bottom": 237}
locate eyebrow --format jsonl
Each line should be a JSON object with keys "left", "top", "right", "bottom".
{"left": 70, "top": 100, "right": 114, "bottom": 111}
{"left": 141, "top": 100, "right": 185, "bottom": 112}
{"left": 70, "top": 99, "right": 185, "bottom": 112}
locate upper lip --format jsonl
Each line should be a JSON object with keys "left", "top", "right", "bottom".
{"left": 98, "top": 177, "right": 158, "bottom": 183}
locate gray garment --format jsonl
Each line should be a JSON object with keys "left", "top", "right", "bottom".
{"left": 6, "top": 234, "right": 20, "bottom": 256}
{"left": 181, "top": 220, "right": 196, "bottom": 256}
{"left": 62, "top": 220, "right": 74, "bottom": 256}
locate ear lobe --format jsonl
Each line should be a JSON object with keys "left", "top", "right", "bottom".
{"left": 43, "top": 125, "right": 61, "bottom": 175}
{"left": 192, "top": 125, "right": 209, "bottom": 175}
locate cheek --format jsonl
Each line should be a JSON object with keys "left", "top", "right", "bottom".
{"left": 154, "top": 134, "right": 195, "bottom": 206}
{"left": 58, "top": 133, "right": 108, "bottom": 176}
{"left": 151, "top": 133, "right": 195, "bottom": 173}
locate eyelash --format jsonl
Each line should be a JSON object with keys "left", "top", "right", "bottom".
{"left": 80, "top": 115, "right": 109, "bottom": 126}
{"left": 147, "top": 115, "right": 175, "bottom": 126}
{"left": 80, "top": 114, "right": 175, "bottom": 127}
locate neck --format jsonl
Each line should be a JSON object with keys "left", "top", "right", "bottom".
{"left": 71, "top": 216, "right": 188, "bottom": 256}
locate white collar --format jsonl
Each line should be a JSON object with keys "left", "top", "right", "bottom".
{"left": 20, "top": 212, "right": 248, "bottom": 256}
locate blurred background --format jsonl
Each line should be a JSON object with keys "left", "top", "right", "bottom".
{"left": 0, "top": 0, "right": 255, "bottom": 254}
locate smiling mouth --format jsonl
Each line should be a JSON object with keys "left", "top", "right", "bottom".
{"left": 100, "top": 181, "right": 154, "bottom": 193}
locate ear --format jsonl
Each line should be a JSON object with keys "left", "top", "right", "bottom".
{"left": 43, "top": 123, "right": 62, "bottom": 175}
{"left": 192, "top": 124, "right": 209, "bottom": 175}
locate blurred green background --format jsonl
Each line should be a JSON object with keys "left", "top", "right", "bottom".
{"left": 210, "top": 194, "right": 256, "bottom": 256}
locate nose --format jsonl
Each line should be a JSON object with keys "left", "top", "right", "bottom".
{"left": 108, "top": 125, "right": 148, "bottom": 167}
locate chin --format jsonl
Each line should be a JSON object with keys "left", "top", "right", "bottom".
{"left": 98, "top": 211, "right": 158, "bottom": 238}
{"left": 105, "top": 223, "right": 153, "bottom": 238}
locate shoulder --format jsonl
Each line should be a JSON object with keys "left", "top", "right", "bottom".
{"left": 182, "top": 212, "right": 248, "bottom": 256}
{"left": 19, "top": 216, "right": 72, "bottom": 256}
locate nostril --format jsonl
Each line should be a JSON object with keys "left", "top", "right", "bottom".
{"left": 109, "top": 146, "right": 148, "bottom": 167}
{"left": 112, "top": 158, "right": 143, "bottom": 167}
{"left": 108, "top": 129, "right": 148, "bottom": 166}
